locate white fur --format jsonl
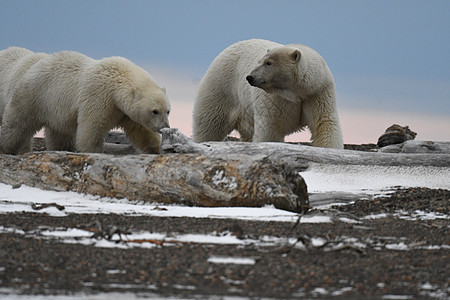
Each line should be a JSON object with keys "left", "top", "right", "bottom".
{"left": 0, "top": 48, "right": 170, "bottom": 154}
{"left": 192, "top": 39, "right": 344, "bottom": 149}
{"left": 0, "top": 47, "right": 48, "bottom": 153}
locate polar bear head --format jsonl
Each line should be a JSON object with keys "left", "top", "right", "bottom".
{"left": 246, "top": 45, "right": 332, "bottom": 102}
{"left": 105, "top": 58, "right": 171, "bottom": 133}
{"left": 128, "top": 82, "right": 171, "bottom": 133}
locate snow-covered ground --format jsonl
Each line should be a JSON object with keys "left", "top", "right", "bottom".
{"left": 301, "top": 163, "right": 450, "bottom": 194}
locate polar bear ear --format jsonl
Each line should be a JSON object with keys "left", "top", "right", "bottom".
{"left": 162, "top": 87, "right": 167, "bottom": 94}
{"left": 291, "top": 50, "right": 301, "bottom": 62}
{"left": 131, "top": 87, "right": 142, "bottom": 101}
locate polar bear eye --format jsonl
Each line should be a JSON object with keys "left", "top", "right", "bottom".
{"left": 265, "top": 61, "right": 272, "bottom": 66}
{"left": 152, "top": 110, "right": 160, "bottom": 115}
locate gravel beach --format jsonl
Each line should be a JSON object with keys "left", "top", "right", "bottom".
{"left": 0, "top": 141, "right": 448, "bottom": 299}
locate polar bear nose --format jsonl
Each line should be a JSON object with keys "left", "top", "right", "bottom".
{"left": 246, "top": 75, "right": 255, "bottom": 85}
{"left": 156, "top": 122, "right": 170, "bottom": 133}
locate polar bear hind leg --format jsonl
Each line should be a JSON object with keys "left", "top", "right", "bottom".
{"left": 192, "top": 88, "right": 236, "bottom": 142}
{"left": 0, "top": 110, "right": 39, "bottom": 154}
{"left": 45, "top": 128, "right": 76, "bottom": 151}
{"left": 75, "top": 112, "right": 111, "bottom": 153}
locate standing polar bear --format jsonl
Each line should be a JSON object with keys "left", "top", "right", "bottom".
{"left": 192, "top": 39, "right": 344, "bottom": 149}
{"left": 0, "top": 47, "right": 48, "bottom": 152}
{"left": 0, "top": 47, "right": 170, "bottom": 154}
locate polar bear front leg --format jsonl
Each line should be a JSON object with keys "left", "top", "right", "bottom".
{"left": 251, "top": 103, "right": 285, "bottom": 142}
{"left": 75, "top": 119, "right": 109, "bottom": 153}
{"left": 120, "top": 117, "right": 161, "bottom": 154}
{"left": 252, "top": 116, "right": 285, "bottom": 143}
{"left": 304, "top": 96, "right": 344, "bottom": 149}
{"left": 253, "top": 126, "right": 284, "bottom": 142}
{"left": 310, "top": 116, "right": 343, "bottom": 149}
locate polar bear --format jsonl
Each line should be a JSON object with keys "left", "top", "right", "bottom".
{"left": 192, "top": 39, "right": 343, "bottom": 149}
{"left": 0, "top": 47, "right": 47, "bottom": 131}
{"left": 0, "top": 47, "right": 48, "bottom": 153}
{"left": 0, "top": 48, "right": 170, "bottom": 154}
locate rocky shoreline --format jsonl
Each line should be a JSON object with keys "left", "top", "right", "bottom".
{"left": 0, "top": 138, "right": 448, "bottom": 299}
{"left": 0, "top": 186, "right": 448, "bottom": 299}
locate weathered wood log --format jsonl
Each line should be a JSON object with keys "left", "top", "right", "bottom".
{"left": 0, "top": 151, "right": 309, "bottom": 213}
{"left": 2, "top": 128, "right": 447, "bottom": 213}
{"left": 379, "top": 140, "right": 450, "bottom": 154}
{"left": 160, "top": 128, "right": 450, "bottom": 169}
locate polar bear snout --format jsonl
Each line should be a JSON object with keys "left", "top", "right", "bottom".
{"left": 246, "top": 75, "right": 265, "bottom": 88}
{"left": 246, "top": 75, "right": 255, "bottom": 85}
{"left": 154, "top": 113, "right": 170, "bottom": 133}
{"left": 156, "top": 121, "right": 170, "bottom": 134}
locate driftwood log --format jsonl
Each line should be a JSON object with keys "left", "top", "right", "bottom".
{"left": 379, "top": 140, "right": 450, "bottom": 154}
{"left": 0, "top": 151, "right": 309, "bottom": 213}
{"left": 160, "top": 128, "right": 450, "bottom": 169}
{"left": 160, "top": 128, "right": 450, "bottom": 207}
{"left": 1, "top": 128, "right": 449, "bottom": 212}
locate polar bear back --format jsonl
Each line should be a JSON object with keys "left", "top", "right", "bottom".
{"left": 201, "top": 39, "right": 281, "bottom": 106}
{"left": 12, "top": 51, "right": 93, "bottom": 131}
{"left": 0, "top": 47, "right": 47, "bottom": 121}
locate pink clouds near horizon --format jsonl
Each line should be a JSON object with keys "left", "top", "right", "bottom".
{"left": 169, "top": 100, "right": 450, "bottom": 145}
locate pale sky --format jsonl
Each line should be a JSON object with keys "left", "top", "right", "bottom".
{"left": 1, "top": 0, "right": 449, "bottom": 144}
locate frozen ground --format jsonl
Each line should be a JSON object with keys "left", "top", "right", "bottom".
{"left": 301, "top": 163, "right": 450, "bottom": 193}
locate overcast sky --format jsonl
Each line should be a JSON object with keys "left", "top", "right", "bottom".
{"left": 1, "top": 0, "right": 449, "bottom": 143}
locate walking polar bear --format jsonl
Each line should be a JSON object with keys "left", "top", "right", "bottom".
{"left": 0, "top": 47, "right": 48, "bottom": 154}
{"left": 192, "top": 39, "right": 344, "bottom": 149}
{"left": 0, "top": 47, "right": 170, "bottom": 154}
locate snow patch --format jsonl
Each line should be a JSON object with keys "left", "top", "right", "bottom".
{"left": 311, "top": 287, "right": 328, "bottom": 295}
{"left": 331, "top": 286, "right": 354, "bottom": 296}
{"left": 300, "top": 163, "right": 450, "bottom": 194}
{"left": 0, "top": 226, "right": 296, "bottom": 250}
{"left": 385, "top": 242, "right": 409, "bottom": 251}
{"left": 0, "top": 183, "right": 346, "bottom": 223}
{"left": 362, "top": 213, "right": 389, "bottom": 220}
{"left": 395, "top": 210, "right": 449, "bottom": 221}
{"left": 106, "top": 269, "right": 126, "bottom": 275}
{"left": 382, "top": 295, "right": 414, "bottom": 299}
{"left": 211, "top": 170, "right": 237, "bottom": 190}
{"left": 207, "top": 256, "right": 256, "bottom": 265}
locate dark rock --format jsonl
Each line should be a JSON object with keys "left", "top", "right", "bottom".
{"left": 377, "top": 124, "right": 416, "bottom": 147}
{"left": 105, "top": 131, "right": 130, "bottom": 144}
{"left": 31, "top": 137, "right": 46, "bottom": 151}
